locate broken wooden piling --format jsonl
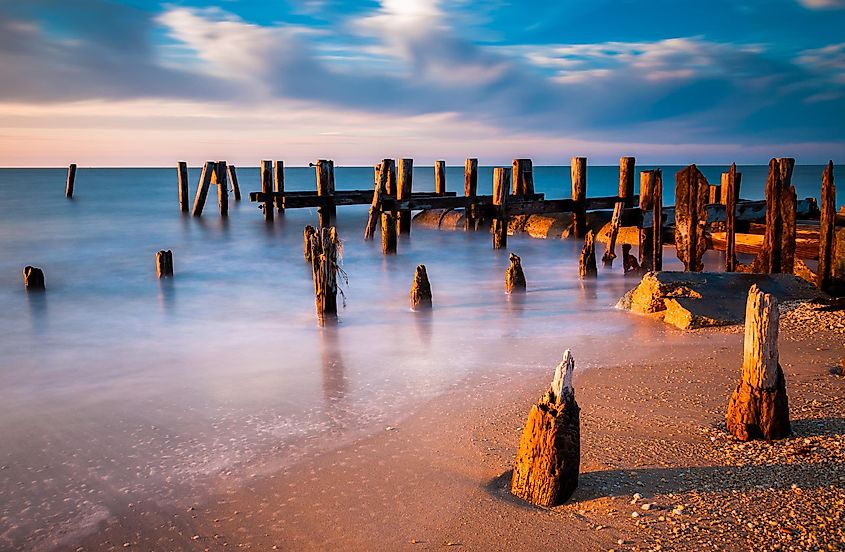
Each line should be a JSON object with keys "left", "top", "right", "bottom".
{"left": 675, "top": 165, "right": 709, "bottom": 272}
{"left": 260, "top": 160, "right": 274, "bottom": 222}
{"left": 725, "top": 285, "right": 791, "bottom": 441}
{"left": 622, "top": 244, "right": 640, "bottom": 274}
{"left": 652, "top": 169, "right": 664, "bottom": 272}
{"left": 410, "top": 264, "right": 432, "bottom": 310}
{"left": 818, "top": 162, "right": 836, "bottom": 290}
{"left": 579, "top": 231, "right": 597, "bottom": 279}
{"left": 725, "top": 164, "right": 739, "bottom": 272}
{"left": 155, "top": 250, "right": 174, "bottom": 278}
{"left": 397, "top": 158, "right": 413, "bottom": 235}
{"left": 753, "top": 158, "right": 796, "bottom": 274}
{"left": 511, "top": 350, "right": 580, "bottom": 507}
{"left": 309, "top": 227, "right": 342, "bottom": 319}
{"left": 381, "top": 212, "right": 397, "bottom": 255}
{"left": 273, "top": 161, "right": 285, "bottom": 213}
{"left": 465, "top": 159, "right": 478, "bottom": 231}
{"left": 316, "top": 160, "right": 336, "bottom": 229}
{"left": 601, "top": 201, "right": 624, "bottom": 267}
{"left": 177, "top": 161, "right": 190, "bottom": 212}
{"left": 434, "top": 161, "right": 446, "bottom": 196}
{"left": 619, "top": 157, "right": 635, "bottom": 208}
{"left": 192, "top": 161, "right": 215, "bottom": 217}
{"left": 65, "top": 163, "right": 77, "bottom": 198}
{"left": 228, "top": 164, "right": 241, "bottom": 201}
{"left": 364, "top": 163, "right": 387, "bottom": 240}
{"left": 639, "top": 170, "right": 656, "bottom": 270}
{"left": 23, "top": 266, "right": 45, "bottom": 290}
{"left": 512, "top": 159, "right": 534, "bottom": 196}
{"left": 304, "top": 225, "right": 316, "bottom": 262}
{"left": 492, "top": 167, "right": 510, "bottom": 249}
{"left": 216, "top": 160, "right": 228, "bottom": 217}
{"left": 571, "top": 157, "right": 587, "bottom": 238}
{"left": 505, "top": 253, "right": 526, "bottom": 293}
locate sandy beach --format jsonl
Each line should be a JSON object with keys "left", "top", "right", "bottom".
{"left": 62, "top": 303, "right": 844, "bottom": 552}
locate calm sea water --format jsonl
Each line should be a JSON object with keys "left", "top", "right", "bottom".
{"left": 0, "top": 164, "right": 836, "bottom": 549}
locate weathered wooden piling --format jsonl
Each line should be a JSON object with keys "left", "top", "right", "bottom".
{"left": 309, "top": 227, "right": 341, "bottom": 319}
{"left": 753, "top": 158, "right": 796, "bottom": 274}
{"left": 304, "top": 225, "right": 316, "bottom": 262}
{"left": 652, "top": 169, "right": 664, "bottom": 271}
{"left": 155, "top": 250, "right": 174, "bottom": 278}
{"left": 65, "top": 163, "right": 77, "bottom": 198}
{"left": 228, "top": 164, "right": 241, "bottom": 201}
{"left": 638, "top": 170, "right": 656, "bottom": 270}
{"left": 675, "top": 165, "right": 709, "bottom": 271}
{"left": 177, "top": 161, "right": 190, "bottom": 212}
{"left": 512, "top": 159, "right": 534, "bottom": 196}
{"left": 579, "top": 231, "right": 597, "bottom": 279}
{"left": 571, "top": 157, "right": 587, "bottom": 238}
{"left": 725, "top": 285, "right": 791, "bottom": 441}
{"left": 364, "top": 163, "right": 387, "bottom": 240}
{"left": 23, "top": 266, "right": 45, "bottom": 290}
{"left": 619, "top": 157, "right": 635, "bottom": 208}
{"left": 192, "top": 161, "right": 215, "bottom": 217}
{"left": 316, "top": 160, "right": 336, "bottom": 229}
{"left": 511, "top": 350, "right": 580, "bottom": 507}
{"left": 383, "top": 159, "right": 397, "bottom": 198}
{"left": 492, "top": 167, "right": 510, "bottom": 249}
{"left": 410, "top": 264, "right": 432, "bottom": 310}
{"left": 622, "top": 244, "right": 640, "bottom": 274}
{"left": 260, "top": 160, "right": 274, "bottom": 222}
{"left": 708, "top": 184, "right": 721, "bottom": 205}
{"left": 818, "top": 162, "right": 836, "bottom": 290}
{"left": 434, "top": 160, "right": 446, "bottom": 196}
{"left": 273, "top": 161, "right": 285, "bottom": 213}
{"left": 397, "top": 158, "right": 413, "bottom": 235}
{"left": 725, "top": 163, "right": 739, "bottom": 272}
{"left": 216, "top": 160, "right": 228, "bottom": 217}
{"left": 464, "top": 158, "right": 478, "bottom": 231}
{"left": 505, "top": 253, "right": 527, "bottom": 293}
{"left": 381, "top": 212, "right": 397, "bottom": 255}
{"left": 720, "top": 169, "right": 741, "bottom": 205}
{"left": 601, "top": 201, "right": 624, "bottom": 266}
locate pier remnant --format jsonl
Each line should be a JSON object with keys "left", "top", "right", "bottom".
{"left": 579, "top": 231, "right": 597, "bottom": 279}
{"left": 512, "top": 159, "right": 534, "bottom": 196}
{"left": 365, "top": 163, "right": 387, "bottom": 240}
{"left": 753, "top": 158, "right": 797, "bottom": 274}
{"left": 304, "top": 225, "right": 316, "bottom": 262}
{"left": 309, "top": 227, "right": 342, "bottom": 320}
{"left": 492, "top": 167, "right": 510, "bottom": 249}
{"left": 23, "top": 266, "right": 45, "bottom": 290}
{"left": 434, "top": 161, "right": 446, "bottom": 196}
{"left": 381, "top": 212, "right": 397, "bottom": 255}
{"left": 652, "top": 169, "right": 664, "bottom": 271}
{"left": 505, "top": 253, "right": 527, "bottom": 293}
{"left": 818, "top": 162, "right": 836, "bottom": 290}
{"left": 155, "top": 250, "right": 174, "bottom": 278}
{"left": 511, "top": 350, "right": 580, "bottom": 507}
{"left": 675, "top": 164, "right": 709, "bottom": 271}
{"left": 725, "top": 164, "right": 740, "bottom": 272}
{"left": 316, "top": 160, "right": 336, "bottom": 228}
{"left": 639, "top": 170, "right": 655, "bottom": 269}
{"left": 726, "top": 285, "right": 791, "bottom": 441}
{"left": 601, "top": 201, "right": 624, "bottom": 266}
{"left": 410, "top": 264, "right": 432, "bottom": 310}
{"left": 215, "top": 160, "right": 228, "bottom": 217}
{"left": 177, "top": 161, "right": 190, "bottom": 212}
{"left": 619, "top": 157, "right": 635, "bottom": 208}
{"left": 571, "top": 157, "right": 587, "bottom": 238}
{"left": 622, "top": 244, "right": 640, "bottom": 273}
{"left": 465, "top": 159, "right": 479, "bottom": 230}
{"left": 260, "top": 160, "right": 274, "bottom": 222}
{"left": 397, "top": 158, "right": 414, "bottom": 235}
{"left": 65, "top": 163, "right": 77, "bottom": 198}
{"left": 192, "top": 161, "right": 215, "bottom": 217}
{"left": 228, "top": 164, "right": 241, "bottom": 201}
{"left": 273, "top": 161, "right": 285, "bottom": 213}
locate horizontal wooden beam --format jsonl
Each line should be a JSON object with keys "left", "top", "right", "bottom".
{"left": 249, "top": 189, "right": 456, "bottom": 206}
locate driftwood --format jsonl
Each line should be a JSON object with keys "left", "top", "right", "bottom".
{"left": 505, "top": 253, "right": 527, "bottom": 293}
{"left": 601, "top": 201, "right": 624, "bottom": 266}
{"left": 434, "top": 161, "right": 446, "bottom": 196}
{"left": 619, "top": 157, "right": 635, "bottom": 208}
{"left": 726, "top": 285, "right": 791, "bottom": 441}
{"left": 397, "top": 158, "right": 413, "bottom": 235}
{"left": 177, "top": 161, "right": 190, "bottom": 212}
{"left": 818, "top": 162, "right": 837, "bottom": 290}
{"left": 492, "top": 168, "right": 510, "bottom": 249}
{"left": 410, "top": 264, "right": 432, "bottom": 310}
{"left": 753, "top": 158, "right": 796, "bottom": 273}
{"left": 381, "top": 212, "right": 397, "bottom": 255}
{"left": 303, "top": 225, "right": 316, "bottom": 262}
{"left": 65, "top": 163, "right": 77, "bottom": 198}
{"left": 512, "top": 159, "right": 534, "bottom": 196}
{"left": 579, "top": 231, "right": 597, "bottom": 279}
{"left": 273, "top": 161, "right": 285, "bottom": 212}
{"left": 155, "top": 250, "right": 174, "bottom": 278}
{"left": 511, "top": 350, "right": 580, "bottom": 507}
{"left": 309, "top": 227, "right": 342, "bottom": 320}
{"left": 571, "top": 157, "right": 587, "bottom": 238}
{"left": 228, "top": 164, "right": 241, "bottom": 201}
{"left": 192, "top": 161, "right": 215, "bottom": 217}
{"left": 23, "top": 266, "right": 45, "bottom": 290}
{"left": 465, "top": 158, "right": 478, "bottom": 230}
{"left": 215, "top": 160, "right": 228, "bottom": 217}
{"left": 260, "top": 160, "right": 274, "bottom": 222}
{"left": 674, "top": 164, "right": 709, "bottom": 271}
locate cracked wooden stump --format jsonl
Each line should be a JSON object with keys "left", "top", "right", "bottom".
{"left": 579, "top": 231, "right": 597, "bottom": 279}
{"left": 155, "top": 250, "right": 174, "bottom": 278}
{"left": 309, "top": 227, "right": 342, "bottom": 321}
{"left": 505, "top": 253, "right": 526, "bottom": 293}
{"left": 410, "top": 264, "right": 432, "bottom": 310}
{"left": 726, "top": 285, "right": 791, "bottom": 441}
{"left": 381, "top": 212, "right": 397, "bottom": 255}
{"left": 511, "top": 350, "right": 580, "bottom": 507}
{"left": 303, "top": 225, "right": 316, "bottom": 262}
{"left": 23, "top": 266, "right": 45, "bottom": 290}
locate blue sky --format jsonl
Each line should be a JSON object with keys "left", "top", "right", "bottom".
{"left": 1, "top": 0, "right": 843, "bottom": 166}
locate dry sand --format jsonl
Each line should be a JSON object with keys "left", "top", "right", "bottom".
{"left": 66, "top": 307, "right": 844, "bottom": 552}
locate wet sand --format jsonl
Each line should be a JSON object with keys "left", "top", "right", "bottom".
{"left": 66, "top": 308, "right": 845, "bottom": 552}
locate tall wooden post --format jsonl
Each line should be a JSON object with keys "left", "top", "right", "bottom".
{"left": 381, "top": 212, "right": 397, "bottom": 255}
{"left": 492, "top": 167, "right": 510, "bottom": 249}
{"left": 618, "top": 157, "right": 635, "bottom": 208}
{"left": 260, "top": 160, "right": 274, "bottom": 222}
{"left": 818, "top": 162, "right": 836, "bottom": 290}
{"left": 216, "top": 160, "right": 228, "bottom": 217}
{"left": 505, "top": 253, "right": 526, "bottom": 293}
{"left": 192, "top": 161, "right": 215, "bottom": 217}
{"left": 720, "top": 169, "right": 742, "bottom": 204}
{"left": 511, "top": 350, "right": 580, "bottom": 507}
{"left": 309, "top": 227, "right": 341, "bottom": 321}
{"left": 674, "top": 164, "right": 709, "bottom": 272}
{"left": 365, "top": 163, "right": 387, "bottom": 240}
{"left": 755, "top": 158, "right": 796, "bottom": 274}
{"left": 512, "top": 159, "right": 534, "bottom": 196}
{"left": 726, "top": 285, "right": 791, "bottom": 441}
{"left": 155, "top": 250, "right": 174, "bottom": 278}
{"left": 65, "top": 163, "right": 77, "bottom": 198}
{"left": 725, "top": 163, "right": 739, "bottom": 272}
{"left": 273, "top": 161, "right": 285, "bottom": 213}
{"left": 434, "top": 160, "right": 446, "bottom": 196}
{"left": 638, "top": 170, "right": 656, "bottom": 270}
{"left": 228, "top": 164, "right": 241, "bottom": 201}
{"left": 571, "top": 157, "right": 587, "bottom": 238}
{"left": 464, "top": 158, "right": 478, "bottom": 231}
{"left": 410, "top": 265, "right": 432, "bottom": 310}
{"left": 177, "top": 161, "right": 190, "bottom": 212}
{"left": 23, "top": 266, "right": 46, "bottom": 290}
{"left": 652, "top": 169, "right": 664, "bottom": 272}
{"left": 397, "top": 158, "right": 413, "bottom": 235}
{"left": 316, "top": 159, "right": 336, "bottom": 229}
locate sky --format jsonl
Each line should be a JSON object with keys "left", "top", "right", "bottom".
{"left": 1, "top": 0, "right": 844, "bottom": 166}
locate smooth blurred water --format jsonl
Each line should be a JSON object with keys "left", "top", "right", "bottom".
{"left": 0, "top": 164, "right": 836, "bottom": 549}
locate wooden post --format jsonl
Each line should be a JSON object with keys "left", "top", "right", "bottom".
{"left": 23, "top": 266, "right": 45, "bottom": 290}
{"left": 755, "top": 158, "right": 796, "bottom": 273}
{"left": 652, "top": 169, "right": 663, "bottom": 272}
{"left": 316, "top": 160, "right": 336, "bottom": 229}
{"left": 601, "top": 202, "right": 624, "bottom": 267}
{"left": 155, "top": 250, "right": 174, "bottom": 278}
{"left": 780, "top": 162, "right": 797, "bottom": 275}
{"left": 309, "top": 227, "right": 341, "bottom": 321}
{"left": 464, "top": 158, "right": 478, "bottom": 231}
{"left": 579, "top": 231, "right": 597, "bottom": 279}
{"left": 177, "top": 161, "right": 190, "bottom": 212}
{"left": 260, "top": 160, "right": 274, "bottom": 222}
{"left": 364, "top": 163, "right": 386, "bottom": 240}
{"left": 638, "top": 170, "right": 655, "bottom": 270}
{"left": 192, "top": 161, "right": 215, "bottom": 217}
{"left": 397, "top": 158, "right": 413, "bottom": 235}
{"left": 721, "top": 169, "right": 742, "bottom": 204}
{"left": 726, "top": 285, "right": 791, "bottom": 441}
{"left": 228, "top": 164, "right": 241, "bottom": 201}
{"left": 674, "top": 164, "right": 709, "bottom": 271}
{"left": 511, "top": 350, "right": 580, "bottom": 507}
{"left": 818, "top": 162, "right": 836, "bottom": 290}
{"left": 381, "top": 212, "right": 397, "bottom": 255}
{"left": 708, "top": 185, "right": 721, "bottom": 205}
{"left": 383, "top": 159, "right": 397, "bottom": 198}
{"left": 571, "top": 157, "right": 587, "bottom": 239}
{"left": 410, "top": 264, "right": 432, "bottom": 310}
{"left": 492, "top": 167, "right": 510, "bottom": 249}
{"left": 622, "top": 244, "right": 640, "bottom": 274}
{"left": 505, "top": 253, "right": 527, "bottom": 293}
{"left": 512, "top": 159, "right": 534, "bottom": 196}
{"left": 725, "top": 163, "right": 739, "bottom": 272}
{"left": 619, "top": 157, "right": 635, "bottom": 208}
{"left": 65, "top": 163, "right": 77, "bottom": 198}
{"left": 216, "top": 160, "right": 228, "bottom": 217}
{"left": 304, "top": 225, "right": 316, "bottom": 262}
{"left": 434, "top": 160, "right": 446, "bottom": 196}
{"left": 273, "top": 161, "right": 285, "bottom": 213}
